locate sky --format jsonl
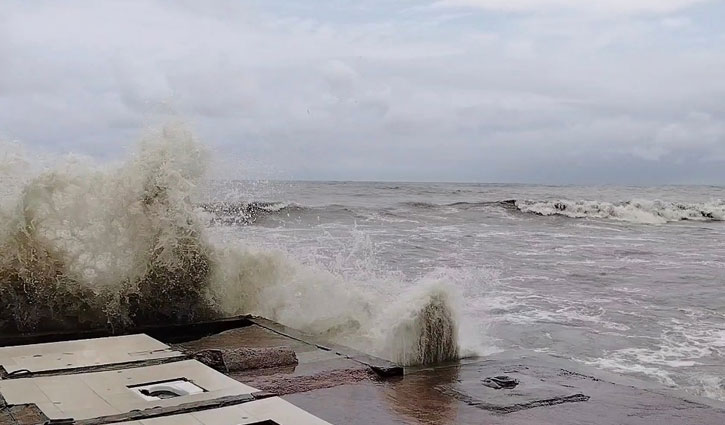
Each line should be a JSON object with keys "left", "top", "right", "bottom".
{"left": 1, "top": 0, "right": 724, "bottom": 184}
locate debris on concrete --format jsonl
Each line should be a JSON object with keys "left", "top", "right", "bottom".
{"left": 192, "top": 346, "right": 298, "bottom": 372}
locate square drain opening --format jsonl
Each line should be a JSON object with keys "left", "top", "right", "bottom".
{"left": 129, "top": 378, "right": 206, "bottom": 401}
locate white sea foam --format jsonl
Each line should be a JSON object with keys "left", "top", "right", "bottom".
{"left": 516, "top": 199, "right": 725, "bottom": 224}
{"left": 582, "top": 317, "right": 725, "bottom": 399}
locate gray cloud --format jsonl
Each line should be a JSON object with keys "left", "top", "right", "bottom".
{"left": 436, "top": 0, "right": 713, "bottom": 15}
{"left": 0, "top": 0, "right": 724, "bottom": 184}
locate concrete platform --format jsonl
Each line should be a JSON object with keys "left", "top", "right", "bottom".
{"left": 0, "top": 359, "right": 261, "bottom": 420}
{"left": 2, "top": 320, "right": 725, "bottom": 424}
{"left": 171, "top": 322, "right": 725, "bottom": 424}
{"left": 0, "top": 330, "right": 333, "bottom": 425}
{"left": 0, "top": 334, "right": 183, "bottom": 377}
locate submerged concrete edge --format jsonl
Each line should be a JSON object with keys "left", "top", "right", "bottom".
{"left": 246, "top": 316, "right": 404, "bottom": 377}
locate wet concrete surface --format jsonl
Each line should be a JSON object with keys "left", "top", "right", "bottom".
{"left": 175, "top": 326, "right": 725, "bottom": 425}
{"left": 285, "top": 360, "right": 725, "bottom": 425}
{"left": 175, "top": 325, "right": 379, "bottom": 396}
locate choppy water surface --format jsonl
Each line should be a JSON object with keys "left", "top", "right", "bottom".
{"left": 1, "top": 130, "right": 723, "bottom": 402}
{"left": 203, "top": 181, "right": 725, "bottom": 401}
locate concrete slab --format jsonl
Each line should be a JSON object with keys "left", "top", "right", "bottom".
{"left": 0, "top": 360, "right": 257, "bottom": 420}
{"left": 0, "top": 334, "right": 182, "bottom": 375}
{"left": 0, "top": 324, "right": 354, "bottom": 424}
{"left": 241, "top": 397, "right": 333, "bottom": 425}
{"left": 109, "top": 398, "right": 332, "bottom": 425}
{"left": 177, "top": 325, "right": 317, "bottom": 354}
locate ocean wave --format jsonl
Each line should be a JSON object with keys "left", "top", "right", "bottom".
{"left": 514, "top": 199, "right": 725, "bottom": 224}
{"left": 199, "top": 201, "right": 303, "bottom": 225}
{"left": 201, "top": 197, "right": 722, "bottom": 226}
{"left": 401, "top": 201, "right": 440, "bottom": 209}
{"left": 401, "top": 200, "right": 515, "bottom": 210}
{"left": 0, "top": 124, "right": 462, "bottom": 366}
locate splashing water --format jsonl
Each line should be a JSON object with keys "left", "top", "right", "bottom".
{"left": 0, "top": 126, "right": 215, "bottom": 331}
{"left": 0, "top": 124, "right": 462, "bottom": 366}
{"left": 382, "top": 281, "right": 460, "bottom": 365}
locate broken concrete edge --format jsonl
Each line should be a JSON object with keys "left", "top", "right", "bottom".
{"left": 0, "top": 396, "right": 51, "bottom": 425}
{"left": 73, "top": 392, "right": 273, "bottom": 425}
{"left": 0, "top": 387, "right": 280, "bottom": 425}
{"left": 246, "top": 316, "right": 404, "bottom": 377}
{"left": 494, "top": 393, "right": 591, "bottom": 414}
{"left": 0, "top": 355, "right": 190, "bottom": 380}
{"left": 0, "top": 387, "right": 58, "bottom": 424}
{"left": 438, "top": 384, "right": 591, "bottom": 414}
{"left": 0, "top": 392, "right": 277, "bottom": 425}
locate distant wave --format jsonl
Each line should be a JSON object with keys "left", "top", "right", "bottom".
{"left": 514, "top": 199, "right": 725, "bottom": 224}
{"left": 201, "top": 198, "right": 724, "bottom": 226}
{"left": 199, "top": 201, "right": 303, "bottom": 225}
{"left": 401, "top": 200, "right": 516, "bottom": 210}
{"left": 401, "top": 201, "right": 440, "bottom": 209}
{"left": 399, "top": 199, "right": 724, "bottom": 224}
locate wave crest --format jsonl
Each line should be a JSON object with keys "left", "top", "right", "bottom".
{"left": 515, "top": 199, "right": 725, "bottom": 224}
{"left": 200, "top": 201, "right": 301, "bottom": 225}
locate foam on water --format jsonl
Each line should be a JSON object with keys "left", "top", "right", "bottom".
{"left": 516, "top": 199, "right": 725, "bottom": 224}
{"left": 0, "top": 124, "right": 463, "bottom": 366}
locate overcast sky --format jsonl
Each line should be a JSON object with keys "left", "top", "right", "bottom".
{"left": 1, "top": 0, "right": 724, "bottom": 184}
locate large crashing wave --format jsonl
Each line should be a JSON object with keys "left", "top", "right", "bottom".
{"left": 0, "top": 125, "right": 460, "bottom": 366}
{"left": 0, "top": 126, "right": 215, "bottom": 331}
{"left": 515, "top": 199, "right": 725, "bottom": 224}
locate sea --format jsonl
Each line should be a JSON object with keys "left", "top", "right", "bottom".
{"left": 0, "top": 127, "right": 723, "bottom": 403}
{"left": 202, "top": 180, "right": 725, "bottom": 401}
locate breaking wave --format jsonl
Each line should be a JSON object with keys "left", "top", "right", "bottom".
{"left": 382, "top": 283, "right": 460, "bottom": 365}
{"left": 396, "top": 198, "right": 723, "bottom": 225}
{"left": 0, "top": 125, "right": 461, "bottom": 366}
{"left": 199, "top": 201, "right": 302, "bottom": 225}
{"left": 514, "top": 199, "right": 725, "bottom": 224}
{"left": 198, "top": 195, "right": 723, "bottom": 227}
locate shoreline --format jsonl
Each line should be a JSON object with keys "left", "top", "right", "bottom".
{"left": 1, "top": 317, "right": 723, "bottom": 424}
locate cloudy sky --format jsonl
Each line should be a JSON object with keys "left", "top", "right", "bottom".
{"left": 1, "top": 0, "right": 724, "bottom": 184}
